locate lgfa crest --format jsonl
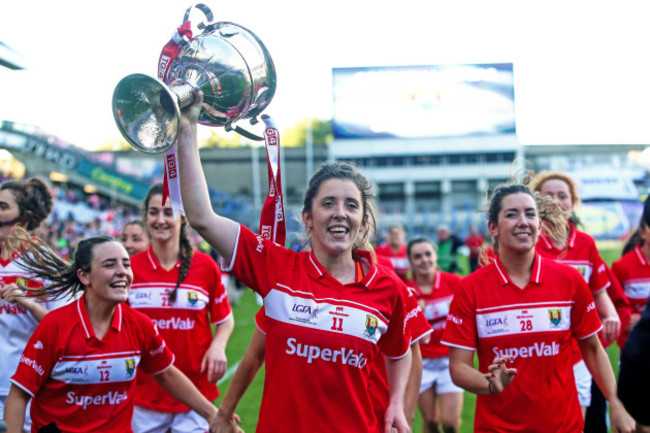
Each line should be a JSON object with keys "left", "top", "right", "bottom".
{"left": 187, "top": 291, "right": 198, "bottom": 306}
{"left": 125, "top": 359, "right": 136, "bottom": 377}
{"left": 548, "top": 309, "right": 562, "bottom": 328}
{"left": 365, "top": 315, "right": 378, "bottom": 337}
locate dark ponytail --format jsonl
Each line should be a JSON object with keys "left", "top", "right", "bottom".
{"left": 169, "top": 221, "right": 194, "bottom": 303}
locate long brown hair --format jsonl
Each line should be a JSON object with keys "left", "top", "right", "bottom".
{"left": 143, "top": 184, "right": 193, "bottom": 303}
{"left": 11, "top": 228, "right": 114, "bottom": 301}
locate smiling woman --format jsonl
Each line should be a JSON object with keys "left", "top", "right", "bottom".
{"left": 174, "top": 89, "right": 413, "bottom": 433}
{"left": 128, "top": 183, "right": 234, "bottom": 433}
{"left": 440, "top": 178, "right": 636, "bottom": 433}
{"left": 1, "top": 234, "right": 221, "bottom": 433}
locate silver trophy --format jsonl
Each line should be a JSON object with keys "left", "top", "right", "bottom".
{"left": 112, "top": 4, "right": 276, "bottom": 154}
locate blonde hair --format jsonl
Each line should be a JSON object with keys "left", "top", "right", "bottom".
{"left": 530, "top": 171, "right": 581, "bottom": 208}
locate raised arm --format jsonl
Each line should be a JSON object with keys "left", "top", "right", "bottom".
{"left": 176, "top": 89, "right": 240, "bottom": 263}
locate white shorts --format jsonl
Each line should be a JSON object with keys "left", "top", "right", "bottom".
{"left": 132, "top": 405, "right": 209, "bottom": 433}
{"left": 419, "top": 357, "right": 464, "bottom": 395}
{"left": 0, "top": 395, "right": 31, "bottom": 432}
{"left": 573, "top": 359, "right": 592, "bottom": 407}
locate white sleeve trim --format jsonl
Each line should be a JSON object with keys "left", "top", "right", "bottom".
{"left": 410, "top": 329, "right": 433, "bottom": 345}
{"left": 220, "top": 225, "right": 241, "bottom": 273}
{"left": 211, "top": 311, "right": 233, "bottom": 326}
{"left": 440, "top": 340, "right": 476, "bottom": 352}
{"left": 384, "top": 346, "right": 411, "bottom": 360}
{"left": 9, "top": 379, "right": 35, "bottom": 398}
{"left": 576, "top": 325, "right": 603, "bottom": 340}
{"left": 148, "top": 355, "right": 176, "bottom": 376}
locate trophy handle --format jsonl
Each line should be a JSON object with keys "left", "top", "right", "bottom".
{"left": 233, "top": 124, "right": 265, "bottom": 141}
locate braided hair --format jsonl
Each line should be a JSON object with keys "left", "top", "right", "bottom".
{"left": 143, "top": 183, "right": 194, "bottom": 303}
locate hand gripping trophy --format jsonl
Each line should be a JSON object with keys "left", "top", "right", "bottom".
{"left": 112, "top": 3, "right": 277, "bottom": 154}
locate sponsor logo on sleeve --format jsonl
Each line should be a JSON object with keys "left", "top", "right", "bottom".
{"left": 403, "top": 306, "right": 422, "bottom": 332}
{"left": 586, "top": 302, "right": 596, "bottom": 313}
{"left": 447, "top": 314, "right": 463, "bottom": 326}
{"left": 149, "top": 342, "right": 166, "bottom": 357}
{"left": 20, "top": 355, "right": 45, "bottom": 376}
{"left": 255, "top": 235, "right": 265, "bottom": 253}
{"left": 33, "top": 340, "right": 44, "bottom": 350}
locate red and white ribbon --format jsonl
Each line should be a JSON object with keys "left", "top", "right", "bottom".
{"left": 259, "top": 115, "right": 286, "bottom": 246}
{"left": 157, "top": 4, "right": 214, "bottom": 218}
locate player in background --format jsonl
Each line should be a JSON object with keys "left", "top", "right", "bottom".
{"left": 120, "top": 219, "right": 150, "bottom": 257}
{"left": 441, "top": 178, "right": 635, "bottom": 433}
{"left": 175, "top": 89, "right": 412, "bottom": 433}
{"left": 0, "top": 177, "right": 64, "bottom": 432}
{"left": 3, "top": 234, "right": 220, "bottom": 432}
{"left": 612, "top": 196, "right": 650, "bottom": 347}
{"left": 129, "top": 183, "right": 234, "bottom": 433}
{"left": 531, "top": 171, "right": 629, "bottom": 430}
{"left": 406, "top": 237, "right": 463, "bottom": 433}
{"left": 375, "top": 224, "right": 410, "bottom": 283}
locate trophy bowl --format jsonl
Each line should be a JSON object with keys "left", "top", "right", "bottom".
{"left": 113, "top": 20, "right": 276, "bottom": 154}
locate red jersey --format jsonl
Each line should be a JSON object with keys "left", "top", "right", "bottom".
{"left": 612, "top": 245, "right": 650, "bottom": 345}
{"left": 10, "top": 295, "right": 174, "bottom": 433}
{"left": 375, "top": 243, "right": 410, "bottom": 282}
{"left": 225, "top": 225, "right": 410, "bottom": 433}
{"left": 129, "top": 247, "right": 232, "bottom": 412}
{"left": 408, "top": 270, "right": 462, "bottom": 358}
{"left": 254, "top": 287, "right": 430, "bottom": 430}
{"left": 441, "top": 254, "right": 602, "bottom": 433}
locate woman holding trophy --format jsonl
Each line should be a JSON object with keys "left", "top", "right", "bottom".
{"left": 174, "top": 89, "right": 412, "bottom": 433}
